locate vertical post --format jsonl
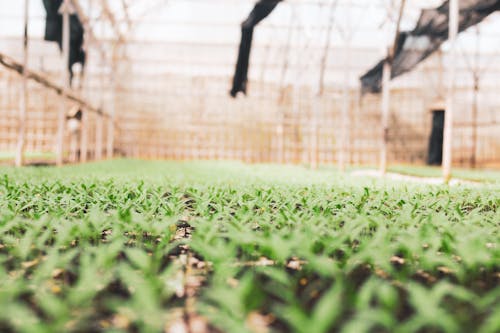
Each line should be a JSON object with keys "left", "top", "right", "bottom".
{"left": 56, "top": 0, "right": 72, "bottom": 166}
{"left": 339, "top": 41, "right": 351, "bottom": 172}
{"left": 380, "top": 0, "right": 406, "bottom": 175}
{"left": 106, "top": 65, "right": 116, "bottom": 159}
{"left": 336, "top": 0, "right": 350, "bottom": 172}
{"left": 471, "top": 27, "right": 480, "bottom": 168}
{"left": 15, "top": 0, "right": 29, "bottom": 167}
{"left": 443, "top": 0, "right": 459, "bottom": 182}
{"left": 380, "top": 57, "right": 391, "bottom": 174}
{"left": 310, "top": 97, "right": 319, "bottom": 170}
{"left": 79, "top": 0, "right": 90, "bottom": 163}
{"left": 96, "top": 113, "right": 103, "bottom": 160}
{"left": 80, "top": 110, "right": 88, "bottom": 162}
{"left": 96, "top": 8, "right": 104, "bottom": 161}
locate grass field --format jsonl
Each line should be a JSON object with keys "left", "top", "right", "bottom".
{"left": 0, "top": 160, "right": 498, "bottom": 333}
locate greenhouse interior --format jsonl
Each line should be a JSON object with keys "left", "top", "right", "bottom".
{"left": 0, "top": 1, "right": 498, "bottom": 332}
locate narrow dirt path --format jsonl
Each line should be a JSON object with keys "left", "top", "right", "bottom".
{"left": 350, "top": 170, "right": 481, "bottom": 186}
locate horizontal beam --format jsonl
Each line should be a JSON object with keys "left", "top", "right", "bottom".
{"left": 0, "top": 51, "right": 110, "bottom": 119}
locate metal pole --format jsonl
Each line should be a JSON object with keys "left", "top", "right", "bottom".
{"left": 56, "top": 0, "right": 72, "bottom": 166}
{"left": 443, "top": 0, "right": 459, "bottom": 182}
{"left": 15, "top": 0, "right": 29, "bottom": 167}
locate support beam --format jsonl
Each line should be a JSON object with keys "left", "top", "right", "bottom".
{"left": 96, "top": 114, "right": 103, "bottom": 160}
{"left": 310, "top": 98, "right": 320, "bottom": 170}
{"left": 380, "top": 58, "right": 391, "bottom": 174}
{"left": 443, "top": 0, "right": 459, "bottom": 182}
{"left": 106, "top": 69, "right": 116, "bottom": 159}
{"left": 0, "top": 52, "right": 110, "bottom": 118}
{"left": 80, "top": 111, "right": 88, "bottom": 162}
{"left": 380, "top": 0, "right": 406, "bottom": 175}
{"left": 56, "top": 0, "right": 72, "bottom": 166}
{"left": 471, "top": 27, "right": 480, "bottom": 168}
{"left": 339, "top": 41, "right": 351, "bottom": 172}
{"left": 15, "top": 0, "right": 29, "bottom": 167}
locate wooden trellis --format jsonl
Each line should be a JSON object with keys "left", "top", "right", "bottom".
{"left": 1, "top": 0, "right": 499, "bottom": 172}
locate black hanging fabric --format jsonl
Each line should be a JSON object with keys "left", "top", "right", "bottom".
{"left": 42, "top": 0, "right": 86, "bottom": 84}
{"left": 427, "top": 110, "right": 445, "bottom": 165}
{"left": 230, "top": 0, "right": 282, "bottom": 98}
{"left": 360, "top": 0, "right": 500, "bottom": 94}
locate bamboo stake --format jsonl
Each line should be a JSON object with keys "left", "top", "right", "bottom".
{"left": 96, "top": 114, "right": 103, "bottom": 160}
{"left": 80, "top": 110, "right": 88, "bottom": 162}
{"left": 0, "top": 52, "right": 108, "bottom": 118}
{"left": 471, "top": 27, "right": 480, "bottom": 168}
{"left": 106, "top": 69, "right": 116, "bottom": 159}
{"left": 339, "top": 41, "right": 351, "bottom": 172}
{"left": 443, "top": 0, "right": 459, "bottom": 182}
{"left": 337, "top": 0, "right": 351, "bottom": 172}
{"left": 15, "top": 0, "right": 29, "bottom": 167}
{"left": 56, "top": 0, "right": 73, "bottom": 166}
{"left": 380, "top": 0, "right": 406, "bottom": 175}
{"left": 95, "top": 12, "right": 105, "bottom": 161}
{"left": 380, "top": 58, "right": 391, "bottom": 174}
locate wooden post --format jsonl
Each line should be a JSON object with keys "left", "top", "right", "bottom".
{"left": 380, "top": 0, "right": 406, "bottom": 175}
{"left": 471, "top": 27, "right": 480, "bottom": 168}
{"left": 15, "top": 0, "right": 29, "bottom": 167}
{"left": 96, "top": 114, "right": 103, "bottom": 160}
{"left": 96, "top": 15, "right": 105, "bottom": 161}
{"left": 106, "top": 65, "right": 116, "bottom": 159}
{"left": 380, "top": 57, "right": 391, "bottom": 174}
{"left": 56, "top": 0, "right": 73, "bottom": 166}
{"left": 310, "top": 97, "right": 319, "bottom": 170}
{"left": 443, "top": 0, "right": 459, "bottom": 182}
{"left": 339, "top": 41, "right": 351, "bottom": 172}
{"left": 80, "top": 110, "right": 88, "bottom": 162}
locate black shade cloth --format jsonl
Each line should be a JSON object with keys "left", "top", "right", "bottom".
{"left": 42, "top": 0, "right": 86, "bottom": 84}
{"left": 230, "top": 0, "right": 282, "bottom": 97}
{"left": 360, "top": 0, "right": 500, "bottom": 94}
{"left": 427, "top": 110, "right": 445, "bottom": 165}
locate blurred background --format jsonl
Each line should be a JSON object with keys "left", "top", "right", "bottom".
{"left": 1, "top": 0, "right": 499, "bottom": 170}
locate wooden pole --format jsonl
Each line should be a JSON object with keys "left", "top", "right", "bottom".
{"left": 96, "top": 115, "right": 103, "bottom": 160}
{"left": 96, "top": 68, "right": 104, "bottom": 160}
{"left": 339, "top": 42, "right": 351, "bottom": 172}
{"left": 80, "top": 111, "right": 88, "bottom": 162}
{"left": 310, "top": 97, "right": 319, "bottom": 170}
{"left": 96, "top": 12, "right": 105, "bottom": 161}
{"left": 56, "top": 0, "right": 73, "bottom": 166}
{"left": 106, "top": 71, "right": 116, "bottom": 159}
{"left": 15, "top": 0, "right": 29, "bottom": 167}
{"left": 443, "top": 0, "right": 459, "bottom": 182}
{"left": 338, "top": 0, "right": 351, "bottom": 172}
{"left": 380, "top": 0, "right": 406, "bottom": 175}
{"left": 380, "top": 57, "right": 391, "bottom": 174}
{"left": 0, "top": 52, "right": 109, "bottom": 118}
{"left": 471, "top": 27, "right": 480, "bottom": 168}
